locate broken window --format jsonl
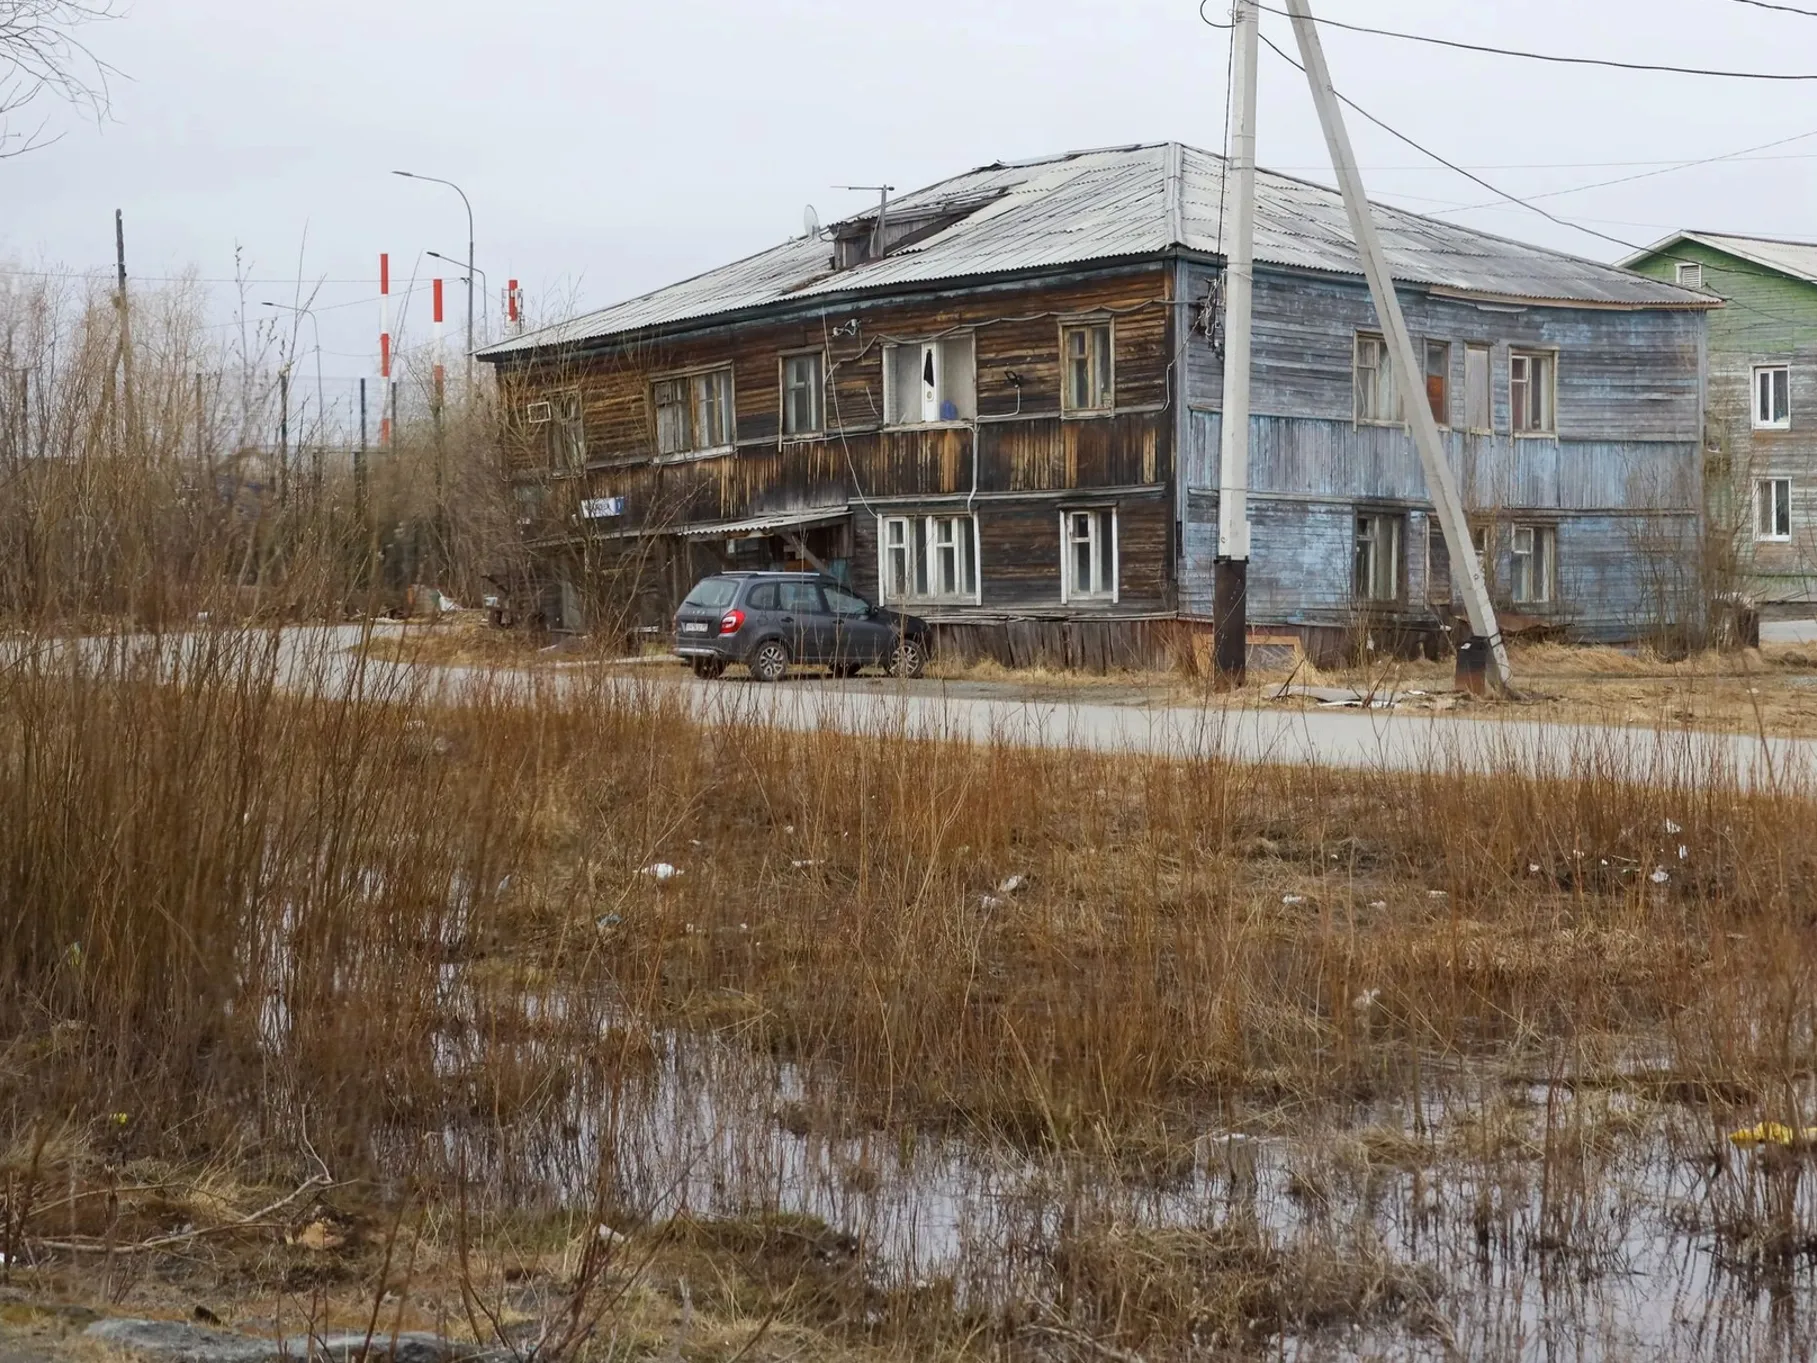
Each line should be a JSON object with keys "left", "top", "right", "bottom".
{"left": 1424, "top": 340, "right": 1450, "bottom": 427}
{"left": 1754, "top": 365, "right": 1791, "bottom": 430}
{"left": 1464, "top": 343, "right": 1492, "bottom": 432}
{"left": 1510, "top": 523, "right": 1556, "bottom": 604}
{"left": 1061, "top": 508, "right": 1116, "bottom": 601}
{"left": 781, "top": 352, "right": 825, "bottom": 436}
{"left": 1354, "top": 333, "right": 1399, "bottom": 424}
{"left": 1061, "top": 322, "right": 1114, "bottom": 413}
{"left": 878, "top": 513, "right": 978, "bottom": 602}
{"left": 1756, "top": 477, "right": 1792, "bottom": 541}
{"left": 1354, "top": 512, "right": 1403, "bottom": 602}
{"left": 545, "top": 391, "right": 585, "bottom": 469}
{"left": 1510, "top": 350, "right": 1555, "bottom": 435}
{"left": 883, "top": 335, "right": 976, "bottom": 424}
{"left": 653, "top": 367, "right": 736, "bottom": 455}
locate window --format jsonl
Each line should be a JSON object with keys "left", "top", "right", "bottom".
{"left": 1510, "top": 351, "right": 1555, "bottom": 435}
{"left": 652, "top": 367, "right": 735, "bottom": 455}
{"left": 1354, "top": 333, "right": 1399, "bottom": 424}
{"left": 1061, "top": 508, "right": 1117, "bottom": 602}
{"left": 778, "top": 581, "right": 826, "bottom": 614}
{"left": 1464, "top": 343, "right": 1491, "bottom": 432}
{"left": 1061, "top": 322, "right": 1114, "bottom": 413}
{"left": 884, "top": 335, "right": 976, "bottom": 424}
{"left": 824, "top": 584, "right": 871, "bottom": 617}
{"left": 1424, "top": 340, "right": 1450, "bottom": 427}
{"left": 1510, "top": 524, "right": 1556, "bottom": 605}
{"left": 1754, "top": 365, "right": 1791, "bottom": 430}
{"left": 1676, "top": 261, "right": 1704, "bottom": 289}
{"left": 781, "top": 352, "right": 824, "bottom": 436}
{"left": 1756, "top": 478, "right": 1792, "bottom": 541}
{"left": 1354, "top": 512, "right": 1403, "bottom": 602}
{"left": 878, "top": 513, "right": 979, "bottom": 602}
{"left": 547, "top": 391, "right": 585, "bottom": 468}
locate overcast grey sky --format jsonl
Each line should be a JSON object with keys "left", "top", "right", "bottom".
{"left": 6, "top": 0, "right": 1817, "bottom": 425}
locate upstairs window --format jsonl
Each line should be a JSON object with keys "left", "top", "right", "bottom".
{"left": 883, "top": 335, "right": 976, "bottom": 425}
{"left": 1354, "top": 333, "right": 1400, "bottom": 424}
{"left": 653, "top": 367, "right": 735, "bottom": 455}
{"left": 1510, "top": 524, "right": 1556, "bottom": 605}
{"left": 1061, "top": 322, "right": 1114, "bottom": 413}
{"left": 880, "top": 513, "right": 979, "bottom": 603}
{"left": 536, "top": 391, "right": 585, "bottom": 469}
{"left": 1464, "top": 343, "right": 1492, "bottom": 432}
{"left": 1424, "top": 340, "right": 1450, "bottom": 427}
{"left": 1676, "top": 261, "right": 1704, "bottom": 289}
{"left": 1354, "top": 512, "right": 1403, "bottom": 602}
{"left": 781, "top": 352, "right": 825, "bottom": 436}
{"left": 1061, "top": 508, "right": 1117, "bottom": 602}
{"left": 1754, "top": 365, "right": 1791, "bottom": 430}
{"left": 1510, "top": 350, "right": 1555, "bottom": 435}
{"left": 1756, "top": 478, "right": 1792, "bottom": 541}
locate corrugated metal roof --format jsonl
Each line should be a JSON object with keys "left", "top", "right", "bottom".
{"left": 482, "top": 142, "right": 1709, "bottom": 360}
{"left": 1621, "top": 230, "right": 1817, "bottom": 284}
{"left": 676, "top": 507, "right": 850, "bottom": 538}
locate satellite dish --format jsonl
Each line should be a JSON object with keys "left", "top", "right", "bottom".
{"left": 803, "top": 204, "right": 822, "bottom": 239}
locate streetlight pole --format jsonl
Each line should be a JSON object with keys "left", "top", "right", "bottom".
{"left": 427, "top": 252, "right": 489, "bottom": 343}
{"left": 394, "top": 171, "right": 475, "bottom": 389}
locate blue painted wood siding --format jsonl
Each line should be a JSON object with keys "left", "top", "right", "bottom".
{"left": 1176, "top": 263, "right": 1706, "bottom": 637}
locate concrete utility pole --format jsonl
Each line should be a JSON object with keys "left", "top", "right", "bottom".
{"left": 114, "top": 209, "right": 137, "bottom": 445}
{"left": 1284, "top": 0, "right": 1511, "bottom": 692}
{"left": 1213, "top": 0, "right": 1260, "bottom": 688}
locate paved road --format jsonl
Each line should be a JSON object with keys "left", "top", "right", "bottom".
{"left": 260, "top": 624, "right": 1815, "bottom": 791}
{"left": 25, "top": 623, "right": 1811, "bottom": 790}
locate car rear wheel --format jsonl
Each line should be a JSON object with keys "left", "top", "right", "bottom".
{"left": 691, "top": 657, "right": 726, "bottom": 680}
{"left": 748, "top": 639, "right": 790, "bottom": 683}
{"left": 887, "top": 637, "right": 927, "bottom": 679}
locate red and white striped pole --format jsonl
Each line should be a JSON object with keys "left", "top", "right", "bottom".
{"left": 506, "top": 278, "right": 520, "bottom": 333}
{"left": 378, "top": 252, "right": 392, "bottom": 446}
{"left": 432, "top": 277, "right": 446, "bottom": 412}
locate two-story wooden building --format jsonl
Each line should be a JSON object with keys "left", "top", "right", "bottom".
{"left": 478, "top": 142, "right": 1714, "bottom": 666}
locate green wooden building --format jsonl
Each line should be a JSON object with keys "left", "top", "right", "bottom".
{"left": 1625, "top": 233, "right": 1817, "bottom": 607}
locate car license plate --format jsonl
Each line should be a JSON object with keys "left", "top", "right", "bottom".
{"left": 681, "top": 621, "right": 709, "bottom": 634}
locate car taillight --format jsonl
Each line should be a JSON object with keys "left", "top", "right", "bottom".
{"left": 719, "top": 608, "right": 745, "bottom": 635}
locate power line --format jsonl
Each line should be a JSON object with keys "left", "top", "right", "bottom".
{"left": 1242, "top": 22, "right": 1817, "bottom": 332}
{"left": 1252, "top": 3, "right": 1817, "bottom": 79}
{"left": 1422, "top": 127, "right": 1817, "bottom": 217}
{"left": 1732, "top": 0, "right": 1817, "bottom": 15}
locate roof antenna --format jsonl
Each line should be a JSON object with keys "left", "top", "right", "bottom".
{"left": 802, "top": 204, "right": 821, "bottom": 240}
{"left": 835, "top": 184, "right": 895, "bottom": 259}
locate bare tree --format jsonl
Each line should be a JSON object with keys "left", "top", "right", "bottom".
{"left": 1, "top": 0, "right": 116, "bottom": 158}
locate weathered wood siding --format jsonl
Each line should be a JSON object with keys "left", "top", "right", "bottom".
{"left": 1628, "top": 241, "right": 1817, "bottom": 604}
{"left": 496, "top": 263, "right": 1176, "bottom": 620}
{"left": 1177, "top": 261, "right": 1705, "bottom": 638}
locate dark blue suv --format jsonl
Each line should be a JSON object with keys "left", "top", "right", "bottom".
{"left": 672, "top": 572, "right": 931, "bottom": 682}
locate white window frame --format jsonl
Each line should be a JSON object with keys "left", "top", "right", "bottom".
{"left": 1354, "top": 511, "right": 1404, "bottom": 603}
{"left": 1676, "top": 261, "right": 1704, "bottom": 289}
{"left": 1509, "top": 349, "right": 1557, "bottom": 437}
{"left": 1510, "top": 523, "right": 1556, "bottom": 605}
{"left": 1059, "top": 507, "right": 1119, "bottom": 604}
{"left": 1463, "top": 342, "right": 1492, "bottom": 433}
{"left": 1756, "top": 477, "right": 1792, "bottom": 542}
{"left": 1060, "top": 320, "right": 1115, "bottom": 415}
{"left": 780, "top": 350, "right": 825, "bottom": 437}
{"left": 651, "top": 365, "right": 736, "bottom": 456}
{"left": 1753, "top": 364, "right": 1791, "bottom": 431}
{"left": 876, "top": 512, "right": 981, "bottom": 605}
{"left": 882, "top": 334, "right": 977, "bottom": 427}
{"left": 1354, "top": 332, "right": 1401, "bottom": 425}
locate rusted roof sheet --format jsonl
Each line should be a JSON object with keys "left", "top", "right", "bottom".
{"left": 482, "top": 142, "right": 1709, "bottom": 360}
{"left": 1621, "top": 230, "right": 1817, "bottom": 284}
